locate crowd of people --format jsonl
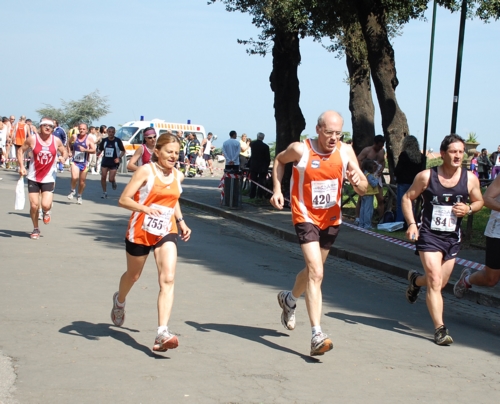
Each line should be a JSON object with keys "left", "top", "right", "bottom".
{"left": 2, "top": 111, "right": 499, "bottom": 356}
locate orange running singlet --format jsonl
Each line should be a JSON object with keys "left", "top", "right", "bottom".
{"left": 14, "top": 123, "right": 26, "bottom": 146}
{"left": 290, "top": 139, "right": 348, "bottom": 229}
{"left": 126, "top": 164, "right": 182, "bottom": 246}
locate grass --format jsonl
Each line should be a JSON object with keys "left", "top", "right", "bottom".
{"left": 341, "top": 183, "right": 490, "bottom": 249}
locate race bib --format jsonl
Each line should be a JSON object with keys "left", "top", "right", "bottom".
{"left": 141, "top": 203, "right": 174, "bottom": 237}
{"left": 73, "top": 151, "right": 85, "bottom": 162}
{"left": 430, "top": 205, "right": 457, "bottom": 232}
{"left": 105, "top": 147, "right": 114, "bottom": 158}
{"left": 311, "top": 179, "right": 338, "bottom": 209}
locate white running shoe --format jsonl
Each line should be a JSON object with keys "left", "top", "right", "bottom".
{"left": 76, "top": 196, "right": 82, "bottom": 205}
{"left": 277, "top": 291, "right": 296, "bottom": 330}
{"left": 67, "top": 190, "right": 76, "bottom": 200}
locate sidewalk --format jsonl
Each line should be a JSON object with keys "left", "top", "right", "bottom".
{"left": 180, "top": 176, "right": 500, "bottom": 309}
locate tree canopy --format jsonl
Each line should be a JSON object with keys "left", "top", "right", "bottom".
{"left": 36, "top": 90, "right": 110, "bottom": 128}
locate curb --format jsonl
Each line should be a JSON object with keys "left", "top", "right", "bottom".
{"left": 180, "top": 197, "right": 500, "bottom": 309}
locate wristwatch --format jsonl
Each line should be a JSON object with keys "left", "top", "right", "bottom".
{"left": 467, "top": 205, "right": 473, "bottom": 216}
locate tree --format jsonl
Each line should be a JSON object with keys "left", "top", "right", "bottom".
{"left": 210, "top": 0, "right": 309, "bottom": 192}
{"left": 36, "top": 90, "right": 110, "bottom": 128}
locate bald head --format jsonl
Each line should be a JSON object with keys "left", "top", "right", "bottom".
{"left": 317, "top": 110, "right": 343, "bottom": 128}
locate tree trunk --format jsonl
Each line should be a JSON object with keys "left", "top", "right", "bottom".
{"left": 269, "top": 27, "right": 306, "bottom": 195}
{"left": 345, "top": 29, "right": 376, "bottom": 155}
{"left": 355, "top": 0, "right": 410, "bottom": 182}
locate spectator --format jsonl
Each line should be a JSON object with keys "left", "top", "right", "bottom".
{"left": 53, "top": 120, "right": 67, "bottom": 172}
{"left": 394, "top": 135, "right": 424, "bottom": 222}
{"left": 239, "top": 133, "right": 250, "bottom": 170}
{"left": 222, "top": 130, "right": 240, "bottom": 171}
{"left": 470, "top": 151, "right": 479, "bottom": 178}
{"left": 248, "top": 132, "right": 270, "bottom": 199}
{"left": 489, "top": 146, "right": 500, "bottom": 179}
{"left": 359, "top": 159, "right": 379, "bottom": 229}
{"left": 478, "top": 148, "right": 492, "bottom": 180}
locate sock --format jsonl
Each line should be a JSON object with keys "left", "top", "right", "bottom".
{"left": 312, "top": 326, "right": 322, "bottom": 336}
{"left": 464, "top": 275, "right": 472, "bottom": 288}
{"left": 77, "top": 194, "right": 81, "bottom": 198}
{"left": 115, "top": 295, "right": 125, "bottom": 308}
{"left": 71, "top": 189, "right": 75, "bottom": 193}
{"left": 412, "top": 275, "right": 419, "bottom": 287}
{"left": 286, "top": 292, "right": 298, "bottom": 308}
{"left": 157, "top": 325, "right": 168, "bottom": 334}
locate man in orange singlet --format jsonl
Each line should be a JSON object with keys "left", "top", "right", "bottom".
{"left": 270, "top": 110, "right": 368, "bottom": 356}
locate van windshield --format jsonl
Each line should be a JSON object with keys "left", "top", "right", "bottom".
{"left": 115, "top": 127, "right": 138, "bottom": 142}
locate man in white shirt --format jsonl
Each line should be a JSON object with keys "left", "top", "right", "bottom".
{"left": 222, "top": 130, "right": 240, "bottom": 171}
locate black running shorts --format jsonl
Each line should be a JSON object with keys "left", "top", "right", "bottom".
{"left": 125, "top": 233, "right": 178, "bottom": 257}
{"left": 294, "top": 222, "right": 340, "bottom": 250}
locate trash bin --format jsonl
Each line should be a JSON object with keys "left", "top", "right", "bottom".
{"left": 223, "top": 169, "right": 241, "bottom": 208}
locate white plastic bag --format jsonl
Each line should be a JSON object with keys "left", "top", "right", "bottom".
{"left": 196, "top": 156, "right": 207, "bottom": 171}
{"left": 14, "top": 177, "right": 25, "bottom": 211}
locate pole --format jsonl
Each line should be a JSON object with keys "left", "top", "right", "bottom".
{"left": 450, "top": 0, "right": 468, "bottom": 134}
{"left": 422, "top": 0, "right": 438, "bottom": 170}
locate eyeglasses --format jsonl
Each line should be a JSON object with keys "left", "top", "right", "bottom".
{"left": 41, "top": 124, "right": 54, "bottom": 129}
{"left": 145, "top": 136, "right": 156, "bottom": 139}
{"left": 323, "top": 130, "right": 342, "bottom": 137}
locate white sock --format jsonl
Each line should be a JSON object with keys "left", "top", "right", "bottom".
{"left": 157, "top": 325, "right": 168, "bottom": 334}
{"left": 312, "top": 326, "right": 322, "bottom": 336}
{"left": 286, "top": 292, "right": 298, "bottom": 307}
{"left": 115, "top": 295, "right": 125, "bottom": 308}
{"left": 464, "top": 275, "right": 471, "bottom": 287}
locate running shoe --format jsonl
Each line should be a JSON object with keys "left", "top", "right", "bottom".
{"left": 30, "top": 228, "right": 40, "bottom": 240}
{"left": 101, "top": 192, "right": 107, "bottom": 199}
{"left": 277, "top": 291, "right": 296, "bottom": 330}
{"left": 76, "top": 196, "right": 82, "bottom": 205}
{"left": 453, "top": 268, "right": 471, "bottom": 299}
{"left": 310, "top": 332, "right": 333, "bottom": 356}
{"left": 406, "top": 270, "right": 422, "bottom": 304}
{"left": 110, "top": 292, "right": 125, "bottom": 326}
{"left": 67, "top": 190, "right": 76, "bottom": 200}
{"left": 153, "top": 329, "right": 179, "bottom": 352}
{"left": 43, "top": 211, "right": 51, "bottom": 225}
{"left": 112, "top": 181, "right": 117, "bottom": 190}
{"left": 434, "top": 325, "right": 453, "bottom": 346}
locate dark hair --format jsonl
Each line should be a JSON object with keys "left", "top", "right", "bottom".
{"left": 99, "top": 125, "right": 107, "bottom": 134}
{"left": 362, "top": 159, "right": 376, "bottom": 173}
{"left": 481, "top": 148, "right": 487, "bottom": 153}
{"left": 108, "top": 126, "right": 115, "bottom": 131}
{"left": 151, "top": 133, "right": 180, "bottom": 163}
{"left": 374, "top": 135, "right": 385, "bottom": 145}
{"left": 229, "top": 130, "right": 237, "bottom": 138}
{"left": 440, "top": 134, "right": 465, "bottom": 152}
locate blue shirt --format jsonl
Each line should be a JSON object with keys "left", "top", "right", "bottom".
{"left": 222, "top": 138, "right": 240, "bottom": 165}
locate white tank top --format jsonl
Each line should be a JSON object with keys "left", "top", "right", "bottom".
{"left": 204, "top": 139, "right": 212, "bottom": 155}
{"left": 484, "top": 194, "right": 500, "bottom": 239}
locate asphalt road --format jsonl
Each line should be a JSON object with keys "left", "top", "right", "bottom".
{"left": 1, "top": 170, "right": 500, "bottom": 403}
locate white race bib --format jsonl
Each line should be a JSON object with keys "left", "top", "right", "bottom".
{"left": 430, "top": 205, "right": 457, "bottom": 232}
{"left": 105, "top": 147, "right": 114, "bottom": 158}
{"left": 73, "top": 151, "right": 85, "bottom": 162}
{"left": 141, "top": 203, "right": 174, "bottom": 237}
{"left": 311, "top": 179, "right": 338, "bottom": 209}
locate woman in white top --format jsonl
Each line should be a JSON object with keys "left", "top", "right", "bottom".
{"left": 239, "top": 133, "right": 250, "bottom": 169}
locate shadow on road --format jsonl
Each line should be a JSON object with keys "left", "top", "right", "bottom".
{"left": 0, "top": 228, "right": 30, "bottom": 238}
{"left": 325, "top": 312, "right": 431, "bottom": 343}
{"left": 58, "top": 321, "right": 169, "bottom": 359}
{"left": 185, "top": 321, "right": 320, "bottom": 363}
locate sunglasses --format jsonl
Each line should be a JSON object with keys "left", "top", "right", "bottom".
{"left": 145, "top": 136, "right": 156, "bottom": 139}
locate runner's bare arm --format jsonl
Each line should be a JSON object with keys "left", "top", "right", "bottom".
{"left": 55, "top": 138, "right": 69, "bottom": 162}
{"left": 67, "top": 135, "right": 75, "bottom": 157}
{"left": 118, "top": 167, "right": 160, "bottom": 215}
{"left": 484, "top": 175, "right": 500, "bottom": 211}
{"left": 127, "top": 146, "right": 143, "bottom": 172}
{"left": 455, "top": 171, "right": 483, "bottom": 217}
{"left": 17, "top": 137, "right": 35, "bottom": 176}
{"left": 402, "top": 170, "right": 430, "bottom": 241}
{"left": 344, "top": 144, "right": 368, "bottom": 195}
{"left": 87, "top": 138, "right": 96, "bottom": 154}
{"left": 270, "top": 142, "right": 304, "bottom": 210}
{"left": 174, "top": 201, "right": 191, "bottom": 242}
{"left": 356, "top": 146, "right": 369, "bottom": 164}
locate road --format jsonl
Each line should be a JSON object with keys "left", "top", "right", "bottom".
{"left": 0, "top": 170, "right": 499, "bottom": 403}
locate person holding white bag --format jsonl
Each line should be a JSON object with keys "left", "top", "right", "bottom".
{"left": 17, "top": 117, "right": 68, "bottom": 239}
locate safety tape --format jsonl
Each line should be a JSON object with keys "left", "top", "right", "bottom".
{"left": 342, "top": 221, "right": 485, "bottom": 271}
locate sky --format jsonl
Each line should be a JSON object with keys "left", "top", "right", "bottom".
{"left": 2, "top": 0, "right": 499, "bottom": 153}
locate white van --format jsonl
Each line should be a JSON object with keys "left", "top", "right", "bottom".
{"left": 115, "top": 119, "right": 207, "bottom": 158}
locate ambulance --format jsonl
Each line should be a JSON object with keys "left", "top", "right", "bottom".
{"left": 115, "top": 118, "right": 207, "bottom": 159}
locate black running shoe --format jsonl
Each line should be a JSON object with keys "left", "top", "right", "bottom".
{"left": 434, "top": 325, "right": 453, "bottom": 346}
{"left": 406, "top": 270, "right": 422, "bottom": 304}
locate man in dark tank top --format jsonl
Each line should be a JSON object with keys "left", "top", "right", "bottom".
{"left": 400, "top": 134, "right": 483, "bottom": 346}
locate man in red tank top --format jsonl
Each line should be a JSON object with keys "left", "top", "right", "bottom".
{"left": 17, "top": 117, "right": 68, "bottom": 239}
{"left": 270, "top": 110, "right": 368, "bottom": 356}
